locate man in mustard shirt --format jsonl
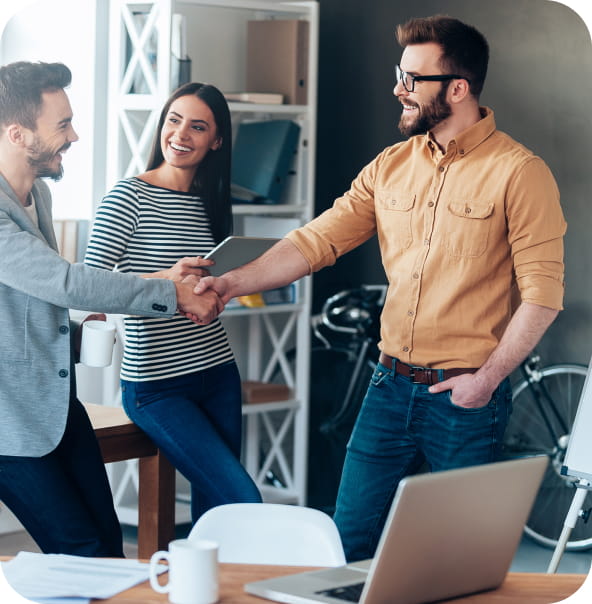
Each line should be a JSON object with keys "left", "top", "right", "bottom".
{"left": 196, "top": 15, "right": 566, "bottom": 561}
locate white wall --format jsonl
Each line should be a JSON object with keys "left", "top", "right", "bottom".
{"left": 0, "top": 0, "right": 108, "bottom": 220}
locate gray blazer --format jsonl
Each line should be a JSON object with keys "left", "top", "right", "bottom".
{"left": 0, "top": 175, "right": 178, "bottom": 457}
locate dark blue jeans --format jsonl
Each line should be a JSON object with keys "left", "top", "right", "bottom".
{"left": 0, "top": 397, "right": 123, "bottom": 556}
{"left": 333, "top": 360, "right": 512, "bottom": 562}
{"left": 121, "top": 362, "right": 262, "bottom": 523}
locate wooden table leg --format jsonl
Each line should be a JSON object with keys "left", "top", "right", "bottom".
{"left": 137, "top": 449, "right": 176, "bottom": 558}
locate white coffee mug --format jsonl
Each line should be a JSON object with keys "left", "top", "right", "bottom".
{"left": 149, "top": 538, "right": 219, "bottom": 604}
{"left": 79, "top": 320, "right": 116, "bottom": 367}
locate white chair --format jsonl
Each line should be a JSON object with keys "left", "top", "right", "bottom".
{"left": 188, "top": 503, "right": 346, "bottom": 566}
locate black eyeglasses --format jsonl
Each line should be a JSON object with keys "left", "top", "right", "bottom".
{"left": 395, "top": 64, "right": 470, "bottom": 93}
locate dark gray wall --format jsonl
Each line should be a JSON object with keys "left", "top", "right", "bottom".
{"left": 314, "top": 0, "right": 592, "bottom": 366}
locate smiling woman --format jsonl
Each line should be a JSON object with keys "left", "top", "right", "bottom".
{"left": 159, "top": 95, "right": 221, "bottom": 178}
{"left": 84, "top": 82, "right": 263, "bottom": 526}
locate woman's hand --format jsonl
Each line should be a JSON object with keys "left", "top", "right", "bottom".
{"left": 152, "top": 256, "right": 215, "bottom": 281}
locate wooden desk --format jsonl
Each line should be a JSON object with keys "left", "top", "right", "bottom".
{"left": 85, "top": 403, "right": 175, "bottom": 558}
{"left": 93, "top": 564, "right": 586, "bottom": 603}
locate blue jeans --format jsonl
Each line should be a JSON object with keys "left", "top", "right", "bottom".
{"left": 121, "top": 362, "right": 262, "bottom": 523}
{"left": 333, "top": 361, "right": 512, "bottom": 561}
{"left": 0, "top": 397, "right": 123, "bottom": 556}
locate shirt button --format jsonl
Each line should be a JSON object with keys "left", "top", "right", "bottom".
{"left": 412, "top": 272, "right": 419, "bottom": 279}
{"left": 407, "top": 310, "right": 414, "bottom": 316}
{"left": 465, "top": 207, "right": 472, "bottom": 214}
{"left": 59, "top": 325, "right": 69, "bottom": 334}
{"left": 439, "top": 166, "right": 445, "bottom": 172}
{"left": 402, "top": 346, "right": 409, "bottom": 352}
{"left": 59, "top": 369, "right": 69, "bottom": 378}
{"left": 427, "top": 201, "right": 434, "bottom": 207}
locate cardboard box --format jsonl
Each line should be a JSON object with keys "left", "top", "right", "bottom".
{"left": 242, "top": 381, "right": 292, "bottom": 404}
{"left": 246, "top": 19, "right": 309, "bottom": 105}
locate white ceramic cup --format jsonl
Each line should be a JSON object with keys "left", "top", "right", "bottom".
{"left": 79, "top": 320, "right": 116, "bottom": 367}
{"left": 149, "top": 538, "right": 219, "bottom": 604}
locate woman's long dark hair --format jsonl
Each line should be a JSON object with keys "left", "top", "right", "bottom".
{"left": 146, "top": 82, "right": 232, "bottom": 243}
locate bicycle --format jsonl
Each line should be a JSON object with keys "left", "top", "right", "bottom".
{"left": 298, "top": 286, "right": 592, "bottom": 550}
{"left": 501, "top": 354, "right": 590, "bottom": 550}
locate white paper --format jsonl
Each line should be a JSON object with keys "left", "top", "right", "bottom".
{"left": 1, "top": 551, "right": 166, "bottom": 600}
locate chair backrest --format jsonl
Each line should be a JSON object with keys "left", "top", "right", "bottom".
{"left": 188, "top": 503, "right": 346, "bottom": 566}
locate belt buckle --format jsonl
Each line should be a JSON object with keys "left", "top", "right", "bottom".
{"left": 409, "top": 366, "right": 427, "bottom": 384}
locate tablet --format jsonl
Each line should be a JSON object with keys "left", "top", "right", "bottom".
{"left": 204, "top": 236, "right": 280, "bottom": 276}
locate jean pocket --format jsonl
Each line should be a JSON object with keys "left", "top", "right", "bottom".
{"left": 370, "top": 363, "right": 390, "bottom": 388}
{"left": 122, "top": 381, "right": 159, "bottom": 410}
{"left": 445, "top": 391, "right": 495, "bottom": 413}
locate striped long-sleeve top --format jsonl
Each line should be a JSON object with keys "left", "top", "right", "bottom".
{"left": 84, "top": 177, "right": 234, "bottom": 381}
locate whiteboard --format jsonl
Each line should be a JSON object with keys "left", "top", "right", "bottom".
{"left": 562, "top": 354, "right": 592, "bottom": 482}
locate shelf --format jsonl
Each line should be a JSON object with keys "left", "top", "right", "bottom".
{"left": 231, "top": 203, "right": 308, "bottom": 215}
{"left": 260, "top": 484, "right": 300, "bottom": 504}
{"left": 222, "top": 303, "right": 304, "bottom": 316}
{"left": 242, "top": 398, "right": 300, "bottom": 414}
{"left": 228, "top": 102, "right": 308, "bottom": 114}
{"left": 177, "top": 0, "right": 314, "bottom": 14}
{"left": 107, "top": 0, "right": 317, "bottom": 509}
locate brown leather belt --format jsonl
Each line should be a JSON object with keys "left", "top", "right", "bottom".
{"left": 379, "top": 353, "right": 478, "bottom": 386}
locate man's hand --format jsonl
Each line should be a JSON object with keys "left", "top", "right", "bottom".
{"left": 194, "top": 275, "right": 233, "bottom": 304}
{"left": 429, "top": 303, "right": 559, "bottom": 409}
{"left": 428, "top": 372, "right": 496, "bottom": 409}
{"left": 174, "top": 282, "right": 224, "bottom": 324}
{"left": 194, "top": 239, "right": 310, "bottom": 304}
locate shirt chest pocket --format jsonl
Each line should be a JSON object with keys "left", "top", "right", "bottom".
{"left": 443, "top": 200, "right": 494, "bottom": 258}
{"left": 377, "top": 191, "right": 416, "bottom": 251}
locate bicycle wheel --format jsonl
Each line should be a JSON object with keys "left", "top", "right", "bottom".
{"left": 502, "top": 363, "right": 591, "bottom": 550}
{"left": 307, "top": 346, "right": 374, "bottom": 515}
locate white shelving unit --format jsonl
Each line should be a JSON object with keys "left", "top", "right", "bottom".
{"left": 106, "top": 0, "right": 318, "bottom": 518}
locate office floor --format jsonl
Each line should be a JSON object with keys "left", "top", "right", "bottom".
{"left": 0, "top": 524, "right": 591, "bottom": 574}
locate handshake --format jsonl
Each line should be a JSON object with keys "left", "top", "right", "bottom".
{"left": 162, "top": 256, "right": 231, "bottom": 325}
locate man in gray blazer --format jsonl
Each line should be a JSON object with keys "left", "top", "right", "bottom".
{"left": 0, "top": 61, "right": 222, "bottom": 556}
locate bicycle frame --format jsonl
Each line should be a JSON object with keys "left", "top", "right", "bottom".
{"left": 520, "top": 354, "right": 570, "bottom": 444}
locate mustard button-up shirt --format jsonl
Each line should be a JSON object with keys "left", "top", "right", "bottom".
{"left": 287, "top": 108, "right": 566, "bottom": 369}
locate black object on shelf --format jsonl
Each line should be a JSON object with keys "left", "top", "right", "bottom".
{"left": 231, "top": 120, "right": 300, "bottom": 204}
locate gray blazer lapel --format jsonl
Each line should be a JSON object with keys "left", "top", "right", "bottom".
{"left": 0, "top": 174, "right": 57, "bottom": 250}
{"left": 32, "top": 180, "right": 58, "bottom": 251}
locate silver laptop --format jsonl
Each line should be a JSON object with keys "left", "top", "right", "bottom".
{"left": 245, "top": 456, "right": 547, "bottom": 604}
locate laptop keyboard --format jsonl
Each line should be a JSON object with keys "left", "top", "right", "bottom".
{"left": 315, "top": 581, "right": 365, "bottom": 602}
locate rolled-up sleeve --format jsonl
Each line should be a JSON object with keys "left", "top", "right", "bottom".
{"left": 286, "top": 152, "right": 383, "bottom": 272}
{"left": 508, "top": 156, "right": 566, "bottom": 310}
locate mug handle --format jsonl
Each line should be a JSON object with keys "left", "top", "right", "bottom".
{"left": 149, "top": 550, "right": 170, "bottom": 593}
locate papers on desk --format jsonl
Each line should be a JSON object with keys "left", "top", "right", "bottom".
{"left": 0, "top": 551, "right": 167, "bottom": 602}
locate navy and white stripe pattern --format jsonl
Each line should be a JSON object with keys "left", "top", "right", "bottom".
{"left": 85, "top": 177, "right": 233, "bottom": 381}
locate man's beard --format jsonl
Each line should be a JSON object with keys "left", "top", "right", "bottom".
{"left": 26, "top": 137, "right": 68, "bottom": 181}
{"left": 398, "top": 84, "right": 452, "bottom": 137}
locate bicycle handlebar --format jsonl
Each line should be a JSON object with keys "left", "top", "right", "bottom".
{"left": 319, "top": 285, "right": 387, "bottom": 335}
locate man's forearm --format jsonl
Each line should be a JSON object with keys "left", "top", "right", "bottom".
{"left": 429, "top": 301, "right": 560, "bottom": 407}
{"left": 476, "top": 302, "right": 559, "bottom": 390}
{"left": 198, "top": 238, "right": 311, "bottom": 303}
